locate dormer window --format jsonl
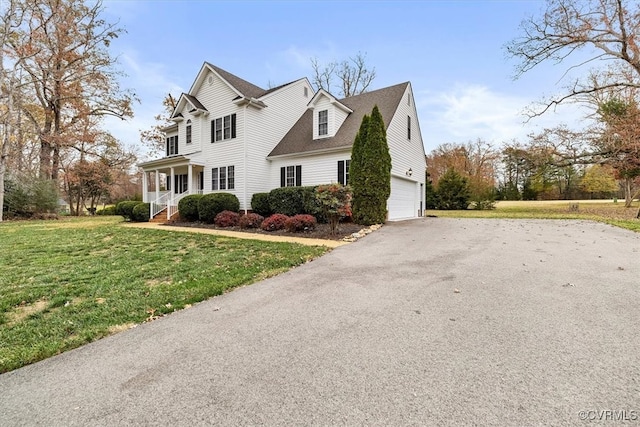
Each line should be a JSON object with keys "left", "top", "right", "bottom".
{"left": 318, "top": 110, "right": 328, "bottom": 136}
{"left": 186, "top": 119, "right": 192, "bottom": 144}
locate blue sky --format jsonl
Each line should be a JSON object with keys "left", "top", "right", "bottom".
{"left": 101, "top": 0, "right": 585, "bottom": 160}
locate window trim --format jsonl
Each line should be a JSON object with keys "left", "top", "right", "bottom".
{"left": 211, "top": 166, "right": 235, "bottom": 191}
{"left": 211, "top": 113, "right": 237, "bottom": 143}
{"left": 280, "top": 165, "right": 302, "bottom": 187}
{"left": 338, "top": 159, "right": 350, "bottom": 185}
{"left": 166, "top": 135, "right": 178, "bottom": 156}
{"left": 318, "top": 110, "right": 328, "bottom": 136}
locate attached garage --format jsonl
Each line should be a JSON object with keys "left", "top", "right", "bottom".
{"left": 388, "top": 176, "right": 419, "bottom": 220}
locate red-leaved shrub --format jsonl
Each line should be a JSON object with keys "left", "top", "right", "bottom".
{"left": 214, "top": 210, "right": 240, "bottom": 227}
{"left": 261, "top": 213, "right": 289, "bottom": 231}
{"left": 284, "top": 214, "right": 317, "bottom": 232}
{"left": 239, "top": 213, "right": 264, "bottom": 229}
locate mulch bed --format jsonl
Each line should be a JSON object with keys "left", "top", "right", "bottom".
{"left": 167, "top": 221, "right": 366, "bottom": 241}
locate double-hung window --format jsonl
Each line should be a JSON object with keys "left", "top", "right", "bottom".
{"left": 338, "top": 160, "right": 350, "bottom": 185}
{"left": 211, "top": 114, "right": 237, "bottom": 143}
{"left": 407, "top": 116, "right": 411, "bottom": 140}
{"left": 211, "top": 166, "right": 235, "bottom": 191}
{"left": 186, "top": 120, "right": 192, "bottom": 144}
{"left": 166, "top": 135, "right": 178, "bottom": 156}
{"left": 318, "top": 110, "right": 328, "bottom": 136}
{"left": 280, "top": 165, "right": 302, "bottom": 187}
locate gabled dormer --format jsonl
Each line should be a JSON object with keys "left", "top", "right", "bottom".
{"left": 172, "top": 94, "right": 208, "bottom": 121}
{"left": 307, "top": 89, "right": 353, "bottom": 140}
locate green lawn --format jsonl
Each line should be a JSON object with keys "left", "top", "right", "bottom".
{"left": 426, "top": 200, "right": 640, "bottom": 232}
{"left": 0, "top": 216, "right": 327, "bottom": 373}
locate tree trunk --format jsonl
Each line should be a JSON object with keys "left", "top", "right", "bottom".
{"left": 624, "top": 177, "right": 633, "bottom": 208}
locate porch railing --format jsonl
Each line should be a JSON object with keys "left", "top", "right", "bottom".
{"left": 150, "top": 192, "right": 171, "bottom": 219}
{"left": 167, "top": 191, "right": 189, "bottom": 220}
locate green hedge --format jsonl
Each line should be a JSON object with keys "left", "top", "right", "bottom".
{"left": 131, "top": 202, "right": 150, "bottom": 222}
{"left": 198, "top": 193, "right": 240, "bottom": 223}
{"left": 116, "top": 200, "right": 140, "bottom": 220}
{"left": 96, "top": 206, "right": 117, "bottom": 215}
{"left": 178, "top": 194, "right": 203, "bottom": 221}
{"left": 268, "top": 186, "right": 319, "bottom": 217}
{"left": 250, "top": 192, "right": 272, "bottom": 217}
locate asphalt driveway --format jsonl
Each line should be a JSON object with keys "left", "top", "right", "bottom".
{"left": 1, "top": 218, "right": 639, "bottom": 426}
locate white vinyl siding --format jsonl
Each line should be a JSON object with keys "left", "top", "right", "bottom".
{"left": 270, "top": 150, "right": 351, "bottom": 188}
{"left": 387, "top": 84, "right": 426, "bottom": 182}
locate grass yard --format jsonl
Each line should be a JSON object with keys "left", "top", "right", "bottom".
{"left": 0, "top": 216, "right": 327, "bottom": 373}
{"left": 426, "top": 199, "right": 640, "bottom": 232}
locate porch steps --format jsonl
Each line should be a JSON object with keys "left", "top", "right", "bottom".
{"left": 150, "top": 210, "right": 168, "bottom": 224}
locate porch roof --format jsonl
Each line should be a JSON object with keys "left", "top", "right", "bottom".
{"left": 138, "top": 155, "right": 205, "bottom": 170}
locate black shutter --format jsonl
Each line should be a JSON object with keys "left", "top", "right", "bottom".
{"left": 338, "top": 161, "right": 345, "bottom": 185}
{"left": 211, "top": 120, "right": 215, "bottom": 143}
{"left": 231, "top": 114, "right": 237, "bottom": 139}
{"left": 295, "top": 165, "right": 302, "bottom": 186}
{"left": 166, "top": 138, "right": 169, "bottom": 156}
{"left": 174, "top": 175, "right": 178, "bottom": 194}
{"left": 280, "top": 167, "right": 286, "bottom": 187}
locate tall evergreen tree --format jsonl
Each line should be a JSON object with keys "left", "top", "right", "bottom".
{"left": 351, "top": 105, "right": 392, "bottom": 225}
{"left": 349, "top": 114, "right": 369, "bottom": 222}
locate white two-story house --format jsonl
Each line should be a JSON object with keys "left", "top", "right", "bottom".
{"left": 139, "top": 62, "right": 426, "bottom": 221}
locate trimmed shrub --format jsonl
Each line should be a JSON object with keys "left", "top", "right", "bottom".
{"left": 96, "top": 206, "right": 117, "bottom": 215}
{"left": 261, "top": 213, "right": 289, "bottom": 231}
{"left": 268, "top": 187, "right": 304, "bottom": 216}
{"left": 239, "top": 213, "right": 264, "bottom": 229}
{"left": 178, "top": 194, "right": 203, "bottom": 221}
{"left": 268, "top": 186, "right": 319, "bottom": 217}
{"left": 131, "top": 202, "right": 150, "bottom": 222}
{"left": 116, "top": 200, "right": 140, "bottom": 220}
{"left": 284, "top": 214, "right": 317, "bottom": 232}
{"left": 214, "top": 210, "right": 240, "bottom": 227}
{"left": 250, "top": 192, "right": 272, "bottom": 217}
{"left": 198, "top": 193, "right": 240, "bottom": 223}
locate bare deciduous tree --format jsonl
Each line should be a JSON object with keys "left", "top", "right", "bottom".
{"left": 506, "top": 0, "right": 640, "bottom": 116}
{"left": 8, "top": 0, "right": 135, "bottom": 181}
{"left": 140, "top": 93, "right": 177, "bottom": 156}
{"left": 311, "top": 52, "right": 376, "bottom": 98}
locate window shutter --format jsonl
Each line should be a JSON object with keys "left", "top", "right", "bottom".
{"left": 174, "top": 175, "right": 178, "bottom": 194}
{"left": 211, "top": 120, "right": 215, "bottom": 143}
{"left": 280, "top": 167, "right": 286, "bottom": 187}
{"left": 338, "top": 161, "right": 345, "bottom": 185}
{"left": 166, "top": 138, "right": 169, "bottom": 156}
{"left": 231, "top": 114, "right": 237, "bottom": 139}
{"left": 295, "top": 165, "right": 302, "bottom": 186}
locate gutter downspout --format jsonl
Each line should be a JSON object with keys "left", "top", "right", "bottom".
{"left": 243, "top": 104, "right": 248, "bottom": 214}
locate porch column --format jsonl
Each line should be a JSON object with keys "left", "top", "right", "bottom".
{"left": 142, "top": 171, "right": 148, "bottom": 202}
{"left": 170, "top": 167, "right": 175, "bottom": 195}
{"left": 155, "top": 169, "right": 160, "bottom": 201}
{"left": 187, "top": 163, "right": 193, "bottom": 195}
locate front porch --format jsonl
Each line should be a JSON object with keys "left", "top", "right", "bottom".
{"left": 139, "top": 156, "right": 205, "bottom": 221}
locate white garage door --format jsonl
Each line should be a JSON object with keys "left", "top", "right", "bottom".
{"left": 388, "top": 177, "right": 416, "bottom": 220}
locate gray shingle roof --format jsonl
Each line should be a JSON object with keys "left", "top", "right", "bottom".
{"left": 268, "top": 82, "right": 409, "bottom": 157}
{"left": 183, "top": 93, "right": 207, "bottom": 111}
{"left": 205, "top": 62, "right": 266, "bottom": 99}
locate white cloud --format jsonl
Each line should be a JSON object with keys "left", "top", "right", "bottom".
{"left": 417, "top": 83, "right": 584, "bottom": 153}
{"left": 104, "top": 49, "right": 186, "bottom": 161}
